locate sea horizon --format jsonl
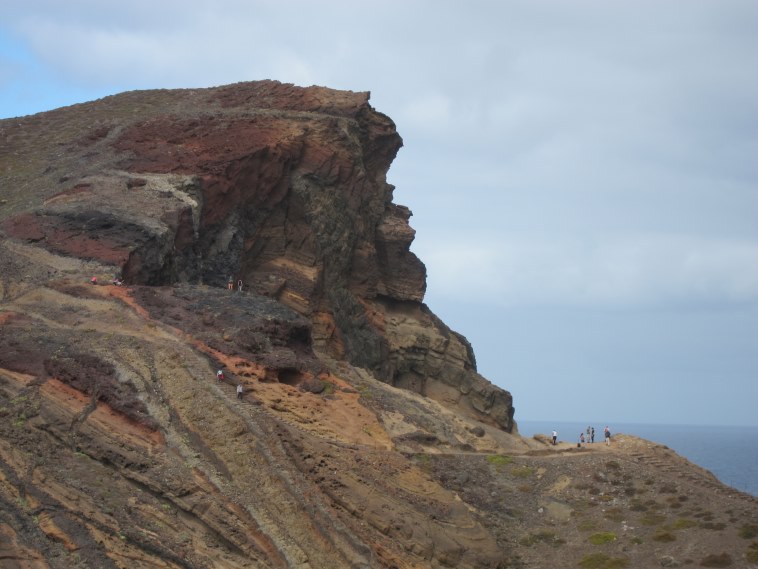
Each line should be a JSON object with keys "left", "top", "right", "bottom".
{"left": 517, "top": 419, "right": 758, "bottom": 497}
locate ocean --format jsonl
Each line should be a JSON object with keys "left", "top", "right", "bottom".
{"left": 517, "top": 420, "right": 758, "bottom": 497}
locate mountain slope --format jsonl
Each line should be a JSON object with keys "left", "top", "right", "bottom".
{"left": 1, "top": 81, "right": 756, "bottom": 569}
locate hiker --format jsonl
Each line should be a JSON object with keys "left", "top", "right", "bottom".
{"left": 591, "top": 426, "right": 595, "bottom": 444}
{"left": 604, "top": 426, "right": 611, "bottom": 446}
{"left": 579, "top": 432, "right": 585, "bottom": 447}
{"left": 236, "top": 384, "right": 243, "bottom": 399}
{"left": 217, "top": 369, "right": 224, "bottom": 382}
{"left": 227, "top": 276, "right": 234, "bottom": 290}
{"left": 112, "top": 276, "right": 123, "bottom": 286}
{"left": 90, "top": 276, "right": 97, "bottom": 285}
{"left": 586, "top": 426, "right": 591, "bottom": 444}
{"left": 237, "top": 279, "right": 243, "bottom": 292}
{"left": 552, "top": 430, "right": 558, "bottom": 445}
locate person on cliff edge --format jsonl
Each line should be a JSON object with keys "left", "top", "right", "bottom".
{"left": 552, "top": 430, "right": 558, "bottom": 445}
{"left": 604, "top": 426, "right": 611, "bottom": 446}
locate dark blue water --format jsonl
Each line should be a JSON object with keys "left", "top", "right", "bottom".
{"left": 518, "top": 420, "right": 758, "bottom": 497}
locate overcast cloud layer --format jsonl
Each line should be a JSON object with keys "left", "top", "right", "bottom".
{"left": 2, "top": 0, "right": 757, "bottom": 426}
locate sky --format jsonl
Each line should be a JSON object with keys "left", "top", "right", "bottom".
{"left": 2, "top": 0, "right": 757, "bottom": 426}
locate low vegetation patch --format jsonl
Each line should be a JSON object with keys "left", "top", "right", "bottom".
{"left": 671, "top": 518, "right": 698, "bottom": 530}
{"left": 579, "top": 520, "right": 599, "bottom": 532}
{"left": 699, "top": 552, "right": 733, "bottom": 567}
{"left": 629, "top": 499, "right": 647, "bottom": 512}
{"left": 578, "top": 553, "right": 629, "bottom": 569}
{"left": 739, "top": 523, "right": 758, "bottom": 539}
{"left": 486, "top": 454, "right": 513, "bottom": 467}
{"left": 746, "top": 542, "right": 758, "bottom": 564}
{"left": 519, "top": 530, "right": 565, "bottom": 548}
{"left": 652, "top": 529, "right": 676, "bottom": 543}
{"left": 700, "top": 521, "right": 726, "bottom": 531}
{"left": 640, "top": 512, "right": 666, "bottom": 526}
{"left": 510, "top": 466, "right": 533, "bottom": 478}
{"left": 604, "top": 508, "right": 624, "bottom": 522}
{"left": 588, "top": 532, "right": 617, "bottom": 545}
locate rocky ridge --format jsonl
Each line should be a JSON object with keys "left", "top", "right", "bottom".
{"left": 0, "top": 81, "right": 756, "bottom": 568}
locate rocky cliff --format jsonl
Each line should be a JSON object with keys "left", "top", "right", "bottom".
{"left": 1, "top": 82, "right": 756, "bottom": 569}
{"left": 1, "top": 80, "right": 513, "bottom": 433}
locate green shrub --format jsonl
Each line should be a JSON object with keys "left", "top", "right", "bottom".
{"left": 671, "top": 518, "right": 697, "bottom": 530}
{"left": 588, "top": 532, "right": 617, "bottom": 545}
{"left": 578, "top": 553, "right": 629, "bottom": 569}
{"left": 486, "top": 454, "right": 513, "bottom": 466}
{"left": 739, "top": 524, "right": 758, "bottom": 539}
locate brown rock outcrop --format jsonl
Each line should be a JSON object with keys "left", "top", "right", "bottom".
{"left": 1, "top": 80, "right": 513, "bottom": 432}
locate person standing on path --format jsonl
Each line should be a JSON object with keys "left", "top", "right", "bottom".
{"left": 227, "top": 276, "right": 234, "bottom": 290}
{"left": 552, "top": 430, "right": 558, "bottom": 445}
{"left": 236, "top": 384, "right": 243, "bottom": 399}
{"left": 586, "top": 426, "right": 591, "bottom": 444}
{"left": 591, "top": 426, "right": 595, "bottom": 444}
{"left": 604, "top": 426, "right": 611, "bottom": 446}
{"left": 579, "top": 432, "right": 585, "bottom": 447}
{"left": 237, "top": 279, "right": 243, "bottom": 292}
{"left": 217, "top": 369, "right": 224, "bottom": 382}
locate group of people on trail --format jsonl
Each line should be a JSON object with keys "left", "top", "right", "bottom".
{"left": 551, "top": 425, "right": 612, "bottom": 447}
{"left": 578, "top": 425, "right": 611, "bottom": 447}
{"left": 217, "top": 369, "right": 245, "bottom": 400}
{"left": 227, "top": 276, "right": 243, "bottom": 292}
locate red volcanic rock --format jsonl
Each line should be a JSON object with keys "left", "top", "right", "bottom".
{"left": 1, "top": 80, "right": 512, "bottom": 432}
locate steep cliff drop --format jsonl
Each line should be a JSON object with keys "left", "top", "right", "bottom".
{"left": 2, "top": 80, "right": 514, "bottom": 434}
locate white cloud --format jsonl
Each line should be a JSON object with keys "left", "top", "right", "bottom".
{"left": 420, "top": 234, "right": 758, "bottom": 307}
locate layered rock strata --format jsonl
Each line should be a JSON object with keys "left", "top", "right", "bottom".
{"left": 1, "top": 80, "right": 513, "bottom": 432}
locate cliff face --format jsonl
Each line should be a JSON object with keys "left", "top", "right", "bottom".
{"left": 2, "top": 82, "right": 755, "bottom": 569}
{"left": 1, "top": 80, "right": 513, "bottom": 433}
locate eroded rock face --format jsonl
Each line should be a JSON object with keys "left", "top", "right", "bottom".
{"left": 2, "top": 81, "right": 757, "bottom": 569}
{"left": 2, "top": 80, "right": 513, "bottom": 431}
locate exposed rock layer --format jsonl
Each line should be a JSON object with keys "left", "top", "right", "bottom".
{"left": 1, "top": 80, "right": 513, "bottom": 433}
{"left": 1, "top": 82, "right": 755, "bottom": 569}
